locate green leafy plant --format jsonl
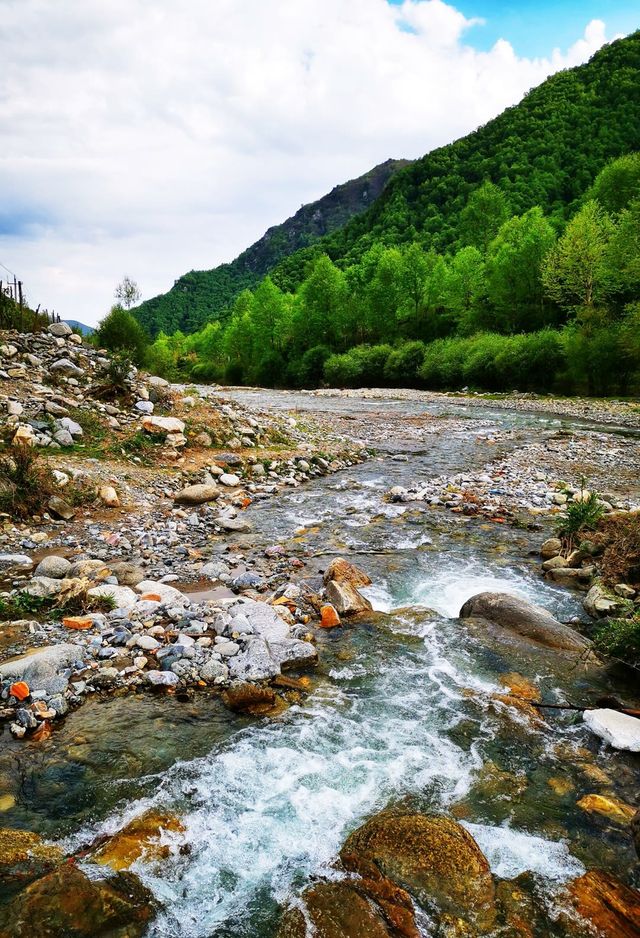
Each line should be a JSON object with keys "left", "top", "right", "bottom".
{"left": 593, "top": 612, "right": 640, "bottom": 669}
{"left": 556, "top": 478, "right": 605, "bottom": 550}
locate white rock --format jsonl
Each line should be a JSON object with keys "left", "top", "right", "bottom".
{"left": 141, "top": 415, "right": 185, "bottom": 435}
{"left": 583, "top": 708, "right": 640, "bottom": 752}
{"left": 87, "top": 584, "right": 138, "bottom": 609}
{"left": 219, "top": 473, "right": 241, "bottom": 487}
{"left": 0, "top": 553, "right": 32, "bottom": 570}
{"left": 135, "top": 400, "right": 154, "bottom": 414}
{"left": 136, "top": 634, "right": 161, "bottom": 651}
{"left": 146, "top": 670, "right": 179, "bottom": 687}
{"left": 99, "top": 484, "right": 120, "bottom": 507}
{"left": 48, "top": 321, "right": 72, "bottom": 337}
{"left": 135, "top": 580, "right": 190, "bottom": 606}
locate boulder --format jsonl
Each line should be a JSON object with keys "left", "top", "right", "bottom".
{"left": 146, "top": 670, "right": 179, "bottom": 687}
{"left": 47, "top": 496, "right": 76, "bottom": 520}
{"left": 583, "top": 583, "right": 620, "bottom": 618}
{"left": 11, "top": 425, "right": 36, "bottom": 446}
{"left": 583, "top": 708, "right": 640, "bottom": 752}
{"left": 98, "top": 485, "right": 120, "bottom": 508}
{"left": 200, "top": 658, "right": 229, "bottom": 684}
{"left": 0, "top": 644, "right": 80, "bottom": 693}
{"left": 562, "top": 870, "right": 640, "bottom": 938}
{"left": 108, "top": 561, "right": 145, "bottom": 586}
{"left": 135, "top": 580, "right": 189, "bottom": 606}
{"left": 91, "top": 810, "right": 185, "bottom": 871}
{"left": 23, "top": 576, "right": 64, "bottom": 599}
{"left": 340, "top": 812, "right": 496, "bottom": 932}
{"left": 174, "top": 484, "right": 219, "bottom": 505}
{"left": 49, "top": 358, "right": 84, "bottom": 378}
{"left": 459, "top": 592, "right": 591, "bottom": 653}
{"left": 48, "top": 321, "right": 72, "bottom": 337}
{"left": 227, "top": 638, "right": 280, "bottom": 681}
{"left": 0, "top": 864, "right": 155, "bottom": 938}
{"left": 540, "top": 537, "right": 562, "bottom": 559}
{"left": 270, "top": 639, "right": 318, "bottom": 671}
{"left": 231, "top": 600, "right": 290, "bottom": 642}
{"left": 33, "top": 555, "right": 71, "bottom": 579}
{"left": 141, "top": 415, "right": 185, "bottom": 435}
{"left": 86, "top": 584, "right": 138, "bottom": 609}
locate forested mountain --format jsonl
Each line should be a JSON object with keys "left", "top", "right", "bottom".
{"left": 104, "top": 32, "right": 640, "bottom": 398}
{"left": 272, "top": 31, "right": 640, "bottom": 291}
{"left": 132, "top": 158, "right": 408, "bottom": 336}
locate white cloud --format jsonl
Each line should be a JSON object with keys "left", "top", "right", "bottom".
{"left": 0, "top": 0, "right": 618, "bottom": 325}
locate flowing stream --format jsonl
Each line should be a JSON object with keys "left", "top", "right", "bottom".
{"left": 2, "top": 391, "right": 639, "bottom": 937}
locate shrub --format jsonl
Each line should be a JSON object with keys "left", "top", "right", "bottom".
{"left": 419, "top": 337, "right": 470, "bottom": 389}
{"left": 595, "top": 514, "right": 640, "bottom": 588}
{"left": 92, "top": 352, "right": 135, "bottom": 400}
{"left": 556, "top": 480, "right": 605, "bottom": 550}
{"left": 593, "top": 613, "right": 640, "bottom": 669}
{"left": 0, "top": 446, "right": 57, "bottom": 520}
{"left": 297, "top": 345, "right": 332, "bottom": 387}
{"left": 383, "top": 341, "right": 426, "bottom": 386}
{"left": 323, "top": 344, "right": 392, "bottom": 388}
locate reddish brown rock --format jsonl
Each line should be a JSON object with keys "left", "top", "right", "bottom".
{"left": 563, "top": 870, "right": 640, "bottom": 937}
{"left": 91, "top": 809, "right": 185, "bottom": 871}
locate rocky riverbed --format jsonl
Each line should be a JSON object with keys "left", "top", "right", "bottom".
{"left": 1, "top": 337, "right": 639, "bottom": 937}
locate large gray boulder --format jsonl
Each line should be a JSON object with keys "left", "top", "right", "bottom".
{"left": 227, "top": 638, "right": 280, "bottom": 681}
{"left": 230, "top": 599, "right": 290, "bottom": 642}
{"left": 0, "top": 643, "right": 81, "bottom": 693}
{"left": 459, "top": 591, "right": 591, "bottom": 653}
{"left": 270, "top": 639, "right": 318, "bottom": 670}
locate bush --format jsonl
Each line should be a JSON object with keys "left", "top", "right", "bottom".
{"left": 0, "top": 446, "right": 57, "bottom": 520}
{"left": 556, "top": 481, "right": 605, "bottom": 550}
{"left": 95, "top": 305, "right": 149, "bottom": 364}
{"left": 419, "top": 336, "right": 470, "bottom": 389}
{"left": 595, "top": 514, "right": 640, "bottom": 588}
{"left": 253, "top": 351, "right": 286, "bottom": 387}
{"left": 323, "top": 344, "right": 392, "bottom": 388}
{"left": 383, "top": 341, "right": 426, "bottom": 386}
{"left": 593, "top": 613, "right": 640, "bottom": 669}
{"left": 297, "top": 345, "right": 332, "bottom": 387}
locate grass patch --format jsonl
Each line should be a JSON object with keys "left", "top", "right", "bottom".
{"left": 0, "top": 445, "right": 58, "bottom": 520}
{"left": 593, "top": 612, "right": 640, "bottom": 669}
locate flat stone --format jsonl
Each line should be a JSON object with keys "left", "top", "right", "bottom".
{"left": 0, "top": 553, "right": 32, "bottom": 570}
{"left": 135, "top": 580, "right": 189, "bottom": 606}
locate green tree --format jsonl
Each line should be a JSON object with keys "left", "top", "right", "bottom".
{"left": 542, "top": 201, "right": 614, "bottom": 313}
{"left": 114, "top": 276, "right": 141, "bottom": 309}
{"left": 444, "top": 246, "right": 486, "bottom": 332}
{"left": 95, "top": 305, "right": 148, "bottom": 364}
{"left": 486, "top": 207, "right": 556, "bottom": 331}
{"left": 588, "top": 153, "right": 640, "bottom": 213}
{"left": 294, "top": 255, "right": 346, "bottom": 349}
{"left": 459, "top": 181, "right": 509, "bottom": 253}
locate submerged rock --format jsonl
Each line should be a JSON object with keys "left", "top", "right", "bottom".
{"left": 222, "top": 682, "right": 277, "bottom": 714}
{"left": 91, "top": 809, "right": 185, "bottom": 871}
{"left": 0, "top": 829, "right": 63, "bottom": 894}
{"left": 459, "top": 591, "right": 591, "bottom": 653}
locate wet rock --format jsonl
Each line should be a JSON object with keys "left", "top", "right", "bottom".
{"left": 583, "top": 708, "right": 640, "bottom": 752}
{"left": 459, "top": 592, "right": 592, "bottom": 653}
{"left": 323, "top": 557, "right": 371, "bottom": 589}
{"left": 0, "top": 864, "right": 156, "bottom": 938}
{"left": 277, "top": 881, "right": 395, "bottom": 938}
{"left": 215, "top": 515, "right": 251, "bottom": 532}
{"left": 0, "top": 829, "right": 64, "bottom": 893}
{"left": 174, "top": 484, "right": 220, "bottom": 505}
{"left": 319, "top": 603, "right": 341, "bottom": 628}
{"left": 325, "top": 580, "right": 373, "bottom": 616}
{"left": 632, "top": 809, "right": 640, "bottom": 860}
{"left": 33, "top": 555, "right": 71, "bottom": 579}
{"left": 562, "top": 870, "right": 640, "bottom": 938}
{"left": 340, "top": 812, "right": 496, "bottom": 931}
{"left": 222, "top": 682, "right": 277, "bottom": 714}
{"left": 91, "top": 810, "right": 185, "bottom": 871}
{"left": 577, "top": 794, "right": 637, "bottom": 825}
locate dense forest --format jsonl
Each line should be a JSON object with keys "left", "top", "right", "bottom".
{"left": 107, "top": 33, "right": 640, "bottom": 396}
{"left": 132, "top": 159, "right": 408, "bottom": 336}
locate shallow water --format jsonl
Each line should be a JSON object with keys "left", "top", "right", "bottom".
{"left": 2, "top": 390, "right": 639, "bottom": 936}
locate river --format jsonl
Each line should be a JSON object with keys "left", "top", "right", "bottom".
{"left": 2, "top": 389, "right": 638, "bottom": 937}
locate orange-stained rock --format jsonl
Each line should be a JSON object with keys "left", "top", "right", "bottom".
{"left": 577, "top": 794, "right": 636, "bottom": 825}
{"left": 140, "top": 593, "right": 162, "bottom": 602}
{"left": 9, "top": 681, "right": 29, "bottom": 701}
{"left": 319, "top": 604, "right": 341, "bottom": 628}
{"left": 91, "top": 810, "right": 185, "bottom": 872}
{"left": 547, "top": 776, "right": 574, "bottom": 797}
{"left": 0, "top": 828, "right": 63, "bottom": 893}
{"left": 62, "top": 616, "right": 93, "bottom": 631}
{"left": 323, "top": 557, "right": 371, "bottom": 588}
{"left": 499, "top": 673, "right": 541, "bottom": 702}
{"left": 340, "top": 812, "right": 496, "bottom": 932}
{"left": 221, "top": 682, "right": 279, "bottom": 715}
{"left": 563, "top": 870, "right": 640, "bottom": 937}
{"left": 31, "top": 721, "right": 52, "bottom": 742}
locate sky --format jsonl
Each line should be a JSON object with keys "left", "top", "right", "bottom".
{"left": 0, "top": 1, "right": 636, "bottom": 326}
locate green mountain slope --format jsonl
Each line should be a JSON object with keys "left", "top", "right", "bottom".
{"left": 133, "top": 158, "right": 409, "bottom": 336}
{"left": 272, "top": 32, "right": 640, "bottom": 290}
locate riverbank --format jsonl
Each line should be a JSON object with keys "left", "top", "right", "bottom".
{"left": 1, "top": 342, "right": 639, "bottom": 937}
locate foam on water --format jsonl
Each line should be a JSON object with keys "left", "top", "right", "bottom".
{"left": 462, "top": 822, "right": 585, "bottom": 882}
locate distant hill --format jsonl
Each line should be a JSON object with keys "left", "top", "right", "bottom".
{"left": 132, "top": 158, "right": 409, "bottom": 336}
{"left": 64, "top": 319, "right": 94, "bottom": 336}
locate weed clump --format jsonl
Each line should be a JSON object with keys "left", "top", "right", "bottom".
{"left": 0, "top": 445, "right": 57, "bottom": 520}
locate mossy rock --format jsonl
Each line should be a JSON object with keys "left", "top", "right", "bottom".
{"left": 277, "top": 881, "right": 393, "bottom": 938}
{"left": 340, "top": 812, "right": 496, "bottom": 932}
{"left": 0, "top": 864, "right": 156, "bottom": 938}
